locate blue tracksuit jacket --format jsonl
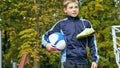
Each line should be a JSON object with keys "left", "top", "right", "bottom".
{"left": 42, "top": 16, "right": 99, "bottom": 64}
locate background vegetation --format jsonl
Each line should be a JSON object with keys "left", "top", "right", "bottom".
{"left": 0, "top": 0, "right": 120, "bottom": 68}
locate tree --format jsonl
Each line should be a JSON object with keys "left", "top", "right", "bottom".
{"left": 80, "top": 0, "right": 119, "bottom": 67}
{"left": 0, "top": 0, "right": 120, "bottom": 68}
{"left": 1, "top": 0, "right": 63, "bottom": 68}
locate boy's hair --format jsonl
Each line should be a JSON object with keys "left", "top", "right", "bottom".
{"left": 63, "top": 0, "right": 79, "bottom": 8}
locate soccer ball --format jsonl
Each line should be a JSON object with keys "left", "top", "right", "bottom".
{"left": 48, "top": 32, "right": 66, "bottom": 51}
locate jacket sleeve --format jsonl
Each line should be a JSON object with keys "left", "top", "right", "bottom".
{"left": 41, "top": 22, "right": 61, "bottom": 47}
{"left": 85, "top": 20, "right": 99, "bottom": 63}
{"left": 88, "top": 36, "right": 99, "bottom": 63}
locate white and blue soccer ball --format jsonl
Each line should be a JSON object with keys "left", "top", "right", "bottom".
{"left": 48, "top": 32, "right": 66, "bottom": 51}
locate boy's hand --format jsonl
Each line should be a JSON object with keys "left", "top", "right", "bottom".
{"left": 91, "top": 62, "right": 97, "bottom": 68}
{"left": 46, "top": 43, "right": 58, "bottom": 52}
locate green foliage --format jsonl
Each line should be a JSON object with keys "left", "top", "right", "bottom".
{"left": 80, "top": 0, "right": 119, "bottom": 68}
{"left": 18, "top": 28, "right": 39, "bottom": 61}
{"left": 98, "top": 41, "right": 117, "bottom": 68}
{"left": 0, "top": 0, "right": 120, "bottom": 68}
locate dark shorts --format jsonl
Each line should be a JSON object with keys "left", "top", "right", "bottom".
{"left": 62, "top": 62, "right": 88, "bottom": 68}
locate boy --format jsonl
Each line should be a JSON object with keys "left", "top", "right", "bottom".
{"left": 42, "top": 0, "right": 99, "bottom": 68}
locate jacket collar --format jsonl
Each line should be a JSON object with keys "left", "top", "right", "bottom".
{"left": 67, "top": 15, "right": 80, "bottom": 21}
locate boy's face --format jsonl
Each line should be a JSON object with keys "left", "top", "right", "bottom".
{"left": 64, "top": 2, "right": 79, "bottom": 17}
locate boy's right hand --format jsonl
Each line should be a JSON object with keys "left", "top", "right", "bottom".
{"left": 46, "top": 43, "right": 58, "bottom": 52}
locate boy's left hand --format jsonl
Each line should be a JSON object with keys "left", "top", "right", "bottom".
{"left": 91, "top": 62, "right": 97, "bottom": 68}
